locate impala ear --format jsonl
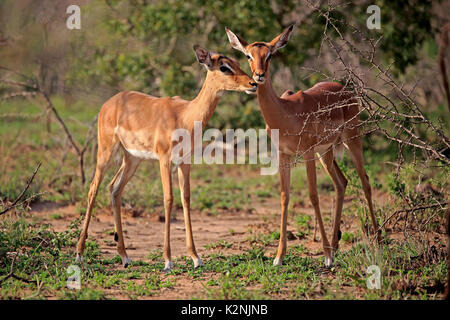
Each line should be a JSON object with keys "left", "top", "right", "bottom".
{"left": 225, "top": 27, "right": 248, "bottom": 54}
{"left": 193, "top": 45, "right": 213, "bottom": 69}
{"left": 269, "top": 24, "right": 295, "bottom": 53}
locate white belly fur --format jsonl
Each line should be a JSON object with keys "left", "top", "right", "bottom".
{"left": 125, "top": 148, "right": 159, "bottom": 160}
{"left": 115, "top": 126, "right": 159, "bottom": 161}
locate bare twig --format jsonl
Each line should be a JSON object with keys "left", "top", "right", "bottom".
{"left": 0, "top": 162, "right": 41, "bottom": 216}
{"left": 1, "top": 65, "right": 98, "bottom": 185}
{"left": 0, "top": 254, "right": 39, "bottom": 285}
{"left": 377, "top": 203, "right": 448, "bottom": 232}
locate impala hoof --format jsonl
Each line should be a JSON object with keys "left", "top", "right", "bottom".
{"left": 75, "top": 254, "right": 83, "bottom": 264}
{"left": 163, "top": 261, "right": 174, "bottom": 273}
{"left": 193, "top": 258, "right": 203, "bottom": 269}
{"left": 122, "top": 257, "right": 131, "bottom": 268}
{"left": 324, "top": 255, "right": 333, "bottom": 268}
{"left": 273, "top": 257, "right": 283, "bottom": 266}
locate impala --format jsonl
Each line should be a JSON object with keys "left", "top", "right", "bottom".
{"left": 226, "top": 25, "right": 379, "bottom": 267}
{"left": 76, "top": 45, "right": 257, "bottom": 271}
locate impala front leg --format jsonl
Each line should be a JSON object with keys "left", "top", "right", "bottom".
{"left": 274, "top": 153, "right": 291, "bottom": 266}
{"left": 178, "top": 163, "right": 202, "bottom": 268}
{"left": 159, "top": 158, "right": 174, "bottom": 272}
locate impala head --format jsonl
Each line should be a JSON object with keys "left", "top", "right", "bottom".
{"left": 225, "top": 25, "right": 295, "bottom": 84}
{"left": 193, "top": 45, "right": 257, "bottom": 94}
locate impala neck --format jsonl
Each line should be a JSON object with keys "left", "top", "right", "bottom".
{"left": 256, "top": 69, "right": 287, "bottom": 129}
{"left": 183, "top": 71, "right": 222, "bottom": 129}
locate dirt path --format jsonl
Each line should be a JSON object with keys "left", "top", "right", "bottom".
{"left": 29, "top": 192, "right": 373, "bottom": 299}
{"left": 31, "top": 201, "right": 278, "bottom": 261}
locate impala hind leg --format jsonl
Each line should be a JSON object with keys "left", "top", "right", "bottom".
{"left": 109, "top": 155, "right": 141, "bottom": 268}
{"left": 305, "top": 151, "right": 332, "bottom": 267}
{"left": 345, "top": 137, "right": 379, "bottom": 241}
{"left": 159, "top": 158, "right": 174, "bottom": 272}
{"left": 76, "top": 143, "right": 117, "bottom": 263}
{"left": 177, "top": 163, "right": 202, "bottom": 268}
{"left": 318, "top": 149, "right": 347, "bottom": 265}
{"left": 274, "top": 153, "right": 291, "bottom": 266}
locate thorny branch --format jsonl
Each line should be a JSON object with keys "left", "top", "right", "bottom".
{"left": 0, "top": 162, "right": 41, "bottom": 216}
{"left": 289, "top": 1, "right": 450, "bottom": 240}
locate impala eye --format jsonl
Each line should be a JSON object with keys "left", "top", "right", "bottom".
{"left": 246, "top": 55, "right": 252, "bottom": 60}
{"left": 220, "top": 66, "right": 232, "bottom": 73}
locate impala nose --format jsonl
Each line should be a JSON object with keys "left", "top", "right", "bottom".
{"left": 245, "top": 82, "right": 258, "bottom": 94}
{"left": 254, "top": 72, "right": 265, "bottom": 84}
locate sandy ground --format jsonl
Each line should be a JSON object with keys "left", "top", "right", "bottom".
{"left": 29, "top": 191, "right": 372, "bottom": 299}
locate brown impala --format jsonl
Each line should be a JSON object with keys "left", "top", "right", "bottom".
{"left": 226, "top": 25, "right": 379, "bottom": 267}
{"left": 76, "top": 46, "right": 257, "bottom": 271}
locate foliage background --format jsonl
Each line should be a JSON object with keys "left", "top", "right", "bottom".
{"left": 0, "top": 0, "right": 449, "bottom": 300}
{"left": 1, "top": 0, "right": 448, "bottom": 131}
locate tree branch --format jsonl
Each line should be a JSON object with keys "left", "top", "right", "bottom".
{"left": 0, "top": 162, "right": 41, "bottom": 216}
